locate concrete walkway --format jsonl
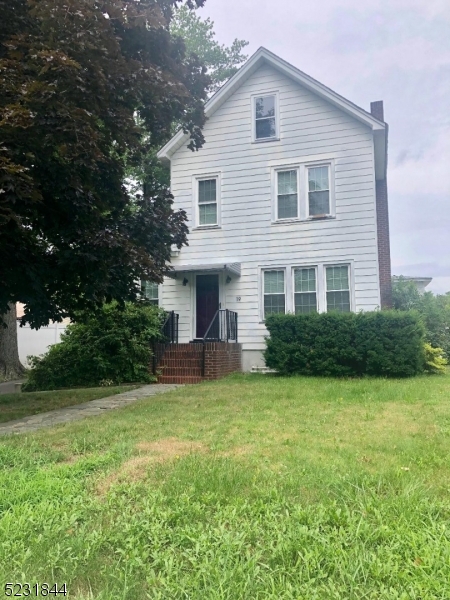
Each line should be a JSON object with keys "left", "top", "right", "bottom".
{"left": 0, "top": 384, "right": 181, "bottom": 437}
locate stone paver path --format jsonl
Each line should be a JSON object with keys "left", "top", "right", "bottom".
{"left": 0, "top": 384, "right": 181, "bottom": 437}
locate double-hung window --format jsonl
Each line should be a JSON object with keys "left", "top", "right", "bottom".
{"left": 294, "top": 268, "right": 317, "bottom": 314}
{"left": 198, "top": 178, "right": 217, "bottom": 226}
{"left": 308, "top": 165, "right": 330, "bottom": 216}
{"left": 263, "top": 270, "right": 285, "bottom": 317}
{"left": 254, "top": 95, "right": 277, "bottom": 141}
{"left": 326, "top": 265, "right": 351, "bottom": 312}
{"left": 141, "top": 281, "right": 159, "bottom": 305}
{"left": 277, "top": 170, "right": 298, "bottom": 219}
{"left": 272, "top": 161, "right": 334, "bottom": 222}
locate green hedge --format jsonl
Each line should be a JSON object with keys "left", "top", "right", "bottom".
{"left": 264, "top": 311, "right": 425, "bottom": 378}
{"left": 23, "top": 302, "right": 164, "bottom": 391}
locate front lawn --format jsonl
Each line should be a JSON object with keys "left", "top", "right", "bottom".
{"left": 0, "top": 385, "right": 140, "bottom": 423}
{"left": 1, "top": 373, "right": 450, "bottom": 599}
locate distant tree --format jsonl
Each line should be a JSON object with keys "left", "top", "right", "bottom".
{"left": 171, "top": 5, "right": 249, "bottom": 93}
{"left": 392, "top": 278, "right": 422, "bottom": 311}
{"left": 0, "top": 0, "right": 210, "bottom": 380}
{"left": 393, "top": 277, "right": 450, "bottom": 357}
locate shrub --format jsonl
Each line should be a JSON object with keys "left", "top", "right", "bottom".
{"left": 264, "top": 311, "right": 425, "bottom": 378}
{"left": 23, "top": 302, "right": 164, "bottom": 391}
{"left": 393, "top": 277, "right": 450, "bottom": 358}
{"left": 423, "top": 343, "right": 448, "bottom": 374}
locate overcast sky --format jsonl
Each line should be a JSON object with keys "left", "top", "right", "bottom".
{"left": 198, "top": 0, "right": 450, "bottom": 294}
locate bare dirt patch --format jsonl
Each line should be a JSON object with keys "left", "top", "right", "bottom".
{"left": 219, "top": 444, "right": 254, "bottom": 458}
{"left": 135, "top": 437, "right": 204, "bottom": 457}
{"left": 58, "top": 454, "right": 81, "bottom": 465}
{"left": 96, "top": 437, "right": 206, "bottom": 495}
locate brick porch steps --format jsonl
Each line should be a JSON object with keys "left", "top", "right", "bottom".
{"left": 155, "top": 342, "right": 242, "bottom": 384}
{"left": 158, "top": 375, "right": 204, "bottom": 385}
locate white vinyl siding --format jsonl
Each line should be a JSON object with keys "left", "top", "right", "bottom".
{"left": 294, "top": 268, "right": 317, "bottom": 314}
{"left": 164, "top": 63, "right": 381, "bottom": 351}
{"left": 263, "top": 270, "right": 285, "bottom": 317}
{"left": 326, "top": 265, "right": 351, "bottom": 312}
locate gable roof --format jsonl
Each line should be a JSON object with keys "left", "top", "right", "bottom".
{"left": 158, "top": 47, "right": 387, "bottom": 178}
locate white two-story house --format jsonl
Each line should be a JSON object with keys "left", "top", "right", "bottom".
{"left": 154, "top": 47, "right": 392, "bottom": 373}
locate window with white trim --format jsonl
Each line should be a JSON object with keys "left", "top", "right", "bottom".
{"left": 271, "top": 161, "right": 334, "bottom": 223}
{"left": 326, "top": 265, "right": 351, "bottom": 312}
{"left": 277, "top": 170, "right": 298, "bottom": 219}
{"left": 294, "top": 268, "right": 317, "bottom": 314}
{"left": 308, "top": 165, "right": 330, "bottom": 216}
{"left": 254, "top": 95, "right": 277, "bottom": 140}
{"left": 263, "top": 270, "right": 285, "bottom": 317}
{"left": 141, "top": 281, "right": 159, "bottom": 305}
{"left": 198, "top": 178, "right": 217, "bottom": 226}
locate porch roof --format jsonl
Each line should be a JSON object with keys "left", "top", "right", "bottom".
{"left": 167, "top": 262, "right": 241, "bottom": 278}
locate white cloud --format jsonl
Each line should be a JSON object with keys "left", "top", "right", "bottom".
{"left": 390, "top": 128, "right": 450, "bottom": 196}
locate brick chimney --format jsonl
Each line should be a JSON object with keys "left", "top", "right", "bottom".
{"left": 371, "top": 100, "right": 392, "bottom": 308}
{"left": 370, "top": 100, "right": 384, "bottom": 122}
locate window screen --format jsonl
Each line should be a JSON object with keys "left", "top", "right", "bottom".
{"left": 198, "top": 179, "right": 217, "bottom": 225}
{"left": 263, "top": 270, "right": 285, "bottom": 317}
{"left": 326, "top": 265, "right": 350, "bottom": 312}
{"left": 255, "top": 96, "right": 276, "bottom": 140}
{"left": 294, "top": 268, "right": 317, "bottom": 314}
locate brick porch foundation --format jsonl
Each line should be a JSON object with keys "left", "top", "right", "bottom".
{"left": 156, "top": 342, "right": 242, "bottom": 384}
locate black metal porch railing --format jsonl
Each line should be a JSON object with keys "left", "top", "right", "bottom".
{"left": 152, "top": 311, "right": 179, "bottom": 374}
{"left": 203, "top": 309, "right": 238, "bottom": 343}
{"left": 162, "top": 310, "right": 179, "bottom": 345}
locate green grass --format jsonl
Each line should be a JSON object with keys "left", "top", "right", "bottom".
{"left": 1, "top": 373, "right": 450, "bottom": 599}
{"left": 0, "top": 385, "right": 139, "bottom": 423}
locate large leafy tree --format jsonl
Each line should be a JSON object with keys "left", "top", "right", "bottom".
{"left": 0, "top": 0, "right": 210, "bottom": 379}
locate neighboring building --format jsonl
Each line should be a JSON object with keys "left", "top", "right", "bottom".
{"left": 155, "top": 47, "right": 392, "bottom": 372}
{"left": 392, "top": 276, "right": 432, "bottom": 295}
{"left": 16, "top": 303, "right": 68, "bottom": 366}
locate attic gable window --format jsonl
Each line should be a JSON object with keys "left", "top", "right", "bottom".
{"left": 254, "top": 95, "right": 277, "bottom": 141}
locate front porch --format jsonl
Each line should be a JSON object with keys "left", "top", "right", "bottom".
{"left": 152, "top": 309, "right": 242, "bottom": 384}
{"left": 157, "top": 341, "right": 242, "bottom": 385}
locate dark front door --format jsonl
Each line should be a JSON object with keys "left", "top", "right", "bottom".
{"left": 196, "top": 274, "right": 219, "bottom": 338}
